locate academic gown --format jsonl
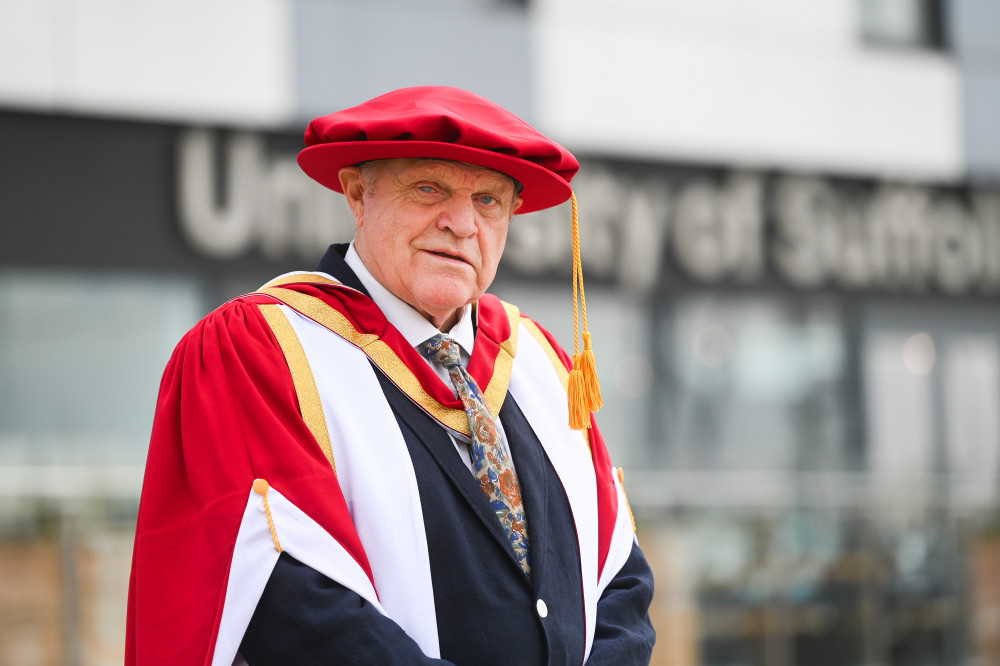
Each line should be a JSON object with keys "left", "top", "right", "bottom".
{"left": 126, "top": 244, "right": 655, "bottom": 665}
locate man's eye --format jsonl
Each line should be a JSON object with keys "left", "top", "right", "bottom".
{"left": 418, "top": 185, "right": 436, "bottom": 194}
{"left": 478, "top": 195, "right": 498, "bottom": 206}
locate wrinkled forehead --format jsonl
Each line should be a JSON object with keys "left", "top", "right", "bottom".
{"left": 369, "top": 158, "right": 522, "bottom": 194}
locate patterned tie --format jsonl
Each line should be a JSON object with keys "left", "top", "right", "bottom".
{"left": 420, "top": 334, "right": 530, "bottom": 575}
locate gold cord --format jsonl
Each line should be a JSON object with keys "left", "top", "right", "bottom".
{"left": 253, "top": 479, "right": 283, "bottom": 553}
{"left": 568, "top": 193, "right": 603, "bottom": 429}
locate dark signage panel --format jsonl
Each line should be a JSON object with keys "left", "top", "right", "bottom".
{"left": 3, "top": 110, "right": 999, "bottom": 299}
{"left": 0, "top": 111, "right": 311, "bottom": 279}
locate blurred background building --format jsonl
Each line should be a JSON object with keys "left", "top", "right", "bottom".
{"left": 1, "top": 0, "right": 999, "bottom": 663}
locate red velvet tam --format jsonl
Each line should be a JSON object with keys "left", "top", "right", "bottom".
{"left": 298, "top": 86, "right": 579, "bottom": 214}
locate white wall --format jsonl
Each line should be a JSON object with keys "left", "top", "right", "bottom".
{"left": 0, "top": 0, "right": 967, "bottom": 176}
{"left": 534, "top": 0, "right": 964, "bottom": 181}
{"left": 0, "top": 0, "right": 294, "bottom": 125}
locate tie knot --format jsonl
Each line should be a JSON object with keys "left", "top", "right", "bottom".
{"left": 420, "top": 334, "right": 462, "bottom": 368}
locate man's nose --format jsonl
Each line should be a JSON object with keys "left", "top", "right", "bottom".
{"left": 438, "top": 196, "right": 477, "bottom": 237}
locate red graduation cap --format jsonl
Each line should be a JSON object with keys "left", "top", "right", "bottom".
{"left": 297, "top": 86, "right": 579, "bottom": 214}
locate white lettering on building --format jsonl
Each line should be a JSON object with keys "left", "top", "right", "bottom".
{"left": 176, "top": 129, "right": 354, "bottom": 260}
{"left": 773, "top": 177, "right": 1000, "bottom": 295}
{"left": 176, "top": 130, "right": 1000, "bottom": 296}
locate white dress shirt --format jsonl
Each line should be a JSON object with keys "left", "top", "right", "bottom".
{"left": 345, "top": 243, "right": 515, "bottom": 475}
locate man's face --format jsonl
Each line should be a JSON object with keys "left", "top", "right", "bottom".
{"left": 342, "top": 158, "right": 522, "bottom": 330}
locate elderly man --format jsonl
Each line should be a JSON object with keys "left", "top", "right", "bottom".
{"left": 127, "top": 86, "right": 655, "bottom": 665}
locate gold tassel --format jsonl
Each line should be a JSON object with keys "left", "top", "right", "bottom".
{"left": 568, "top": 353, "right": 590, "bottom": 430}
{"left": 568, "top": 192, "right": 603, "bottom": 429}
{"left": 580, "top": 332, "right": 603, "bottom": 411}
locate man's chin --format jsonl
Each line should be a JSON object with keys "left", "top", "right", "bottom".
{"left": 411, "top": 286, "right": 478, "bottom": 329}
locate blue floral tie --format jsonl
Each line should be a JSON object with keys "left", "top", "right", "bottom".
{"left": 420, "top": 334, "right": 530, "bottom": 575}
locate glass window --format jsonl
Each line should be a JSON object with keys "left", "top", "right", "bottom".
{"left": 862, "top": 302, "right": 1000, "bottom": 509}
{"left": 0, "top": 270, "right": 204, "bottom": 468}
{"left": 653, "top": 293, "right": 849, "bottom": 474}
{"left": 859, "top": 0, "right": 945, "bottom": 49}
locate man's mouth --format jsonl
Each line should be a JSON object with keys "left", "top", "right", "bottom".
{"left": 426, "top": 250, "right": 469, "bottom": 264}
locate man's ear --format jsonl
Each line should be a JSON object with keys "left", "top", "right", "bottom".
{"left": 338, "top": 166, "right": 365, "bottom": 225}
{"left": 511, "top": 195, "right": 524, "bottom": 216}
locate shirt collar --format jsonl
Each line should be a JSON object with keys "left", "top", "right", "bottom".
{"left": 345, "top": 242, "right": 476, "bottom": 354}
